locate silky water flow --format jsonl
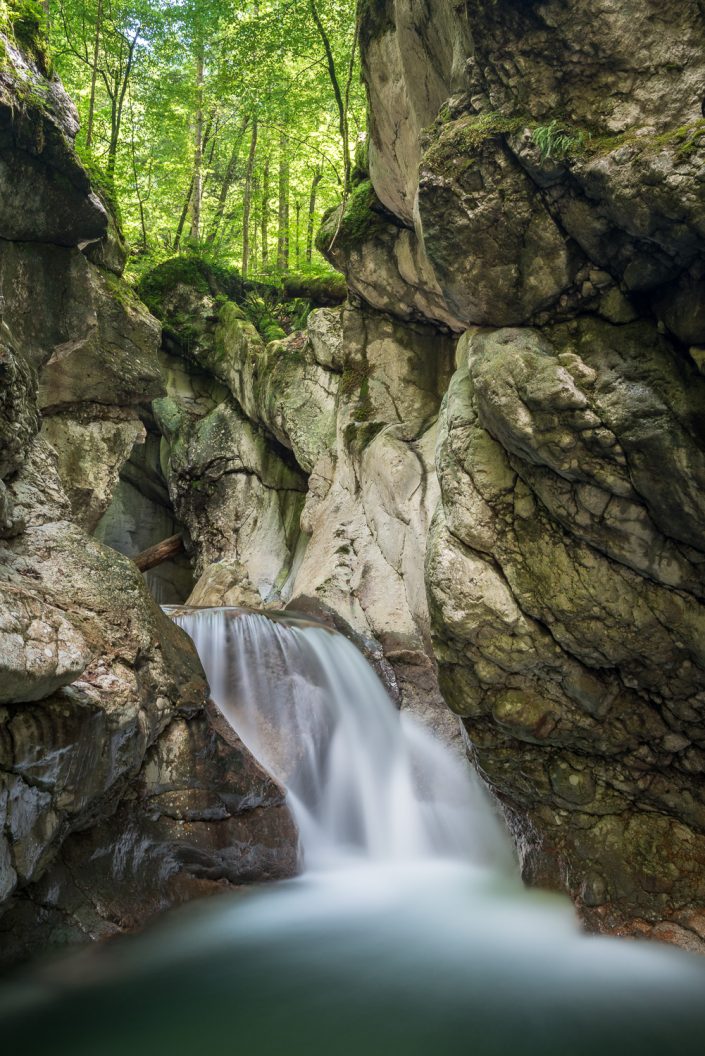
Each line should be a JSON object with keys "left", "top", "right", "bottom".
{"left": 2, "top": 607, "right": 705, "bottom": 1056}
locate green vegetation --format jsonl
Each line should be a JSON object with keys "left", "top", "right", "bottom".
{"left": 424, "top": 105, "right": 705, "bottom": 182}
{"left": 26, "top": 0, "right": 364, "bottom": 286}
{"left": 340, "top": 360, "right": 371, "bottom": 398}
{"left": 422, "top": 111, "right": 525, "bottom": 176}
{"left": 316, "top": 178, "right": 389, "bottom": 254}
{"left": 583, "top": 118, "right": 705, "bottom": 160}
{"left": 75, "top": 146, "right": 122, "bottom": 224}
{"left": 137, "top": 252, "right": 244, "bottom": 316}
{"left": 1, "top": 0, "right": 51, "bottom": 70}
{"left": 138, "top": 249, "right": 337, "bottom": 343}
{"left": 531, "top": 119, "right": 587, "bottom": 160}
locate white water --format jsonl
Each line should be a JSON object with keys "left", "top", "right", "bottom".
{"left": 3, "top": 606, "right": 705, "bottom": 1055}
{"left": 170, "top": 607, "right": 510, "bottom": 872}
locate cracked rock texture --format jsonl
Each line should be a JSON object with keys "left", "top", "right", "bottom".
{"left": 145, "top": 271, "right": 460, "bottom": 744}
{"left": 311, "top": 0, "right": 705, "bottom": 950}
{"left": 0, "top": 36, "right": 296, "bottom": 966}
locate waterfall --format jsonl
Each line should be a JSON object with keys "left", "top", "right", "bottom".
{"left": 169, "top": 607, "right": 510, "bottom": 872}
{"left": 2, "top": 606, "right": 705, "bottom": 1056}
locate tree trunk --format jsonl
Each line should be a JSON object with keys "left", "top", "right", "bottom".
{"left": 106, "top": 27, "right": 140, "bottom": 177}
{"left": 277, "top": 129, "right": 290, "bottom": 271}
{"left": 174, "top": 175, "right": 195, "bottom": 250}
{"left": 295, "top": 199, "right": 301, "bottom": 270}
{"left": 252, "top": 171, "right": 260, "bottom": 273}
{"left": 190, "top": 37, "right": 205, "bottom": 241}
{"left": 260, "top": 154, "right": 270, "bottom": 269}
{"left": 128, "top": 93, "right": 150, "bottom": 250}
{"left": 241, "top": 116, "right": 259, "bottom": 279}
{"left": 86, "top": 0, "right": 103, "bottom": 149}
{"left": 133, "top": 535, "right": 185, "bottom": 573}
{"left": 310, "top": 0, "right": 351, "bottom": 193}
{"left": 207, "top": 114, "right": 249, "bottom": 245}
{"left": 306, "top": 166, "right": 323, "bottom": 264}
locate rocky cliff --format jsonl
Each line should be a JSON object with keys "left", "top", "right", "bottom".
{"left": 4, "top": 0, "right": 705, "bottom": 964}
{"left": 348, "top": 0, "right": 705, "bottom": 950}
{"left": 138, "top": 0, "right": 705, "bottom": 951}
{"left": 0, "top": 34, "right": 295, "bottom": 966}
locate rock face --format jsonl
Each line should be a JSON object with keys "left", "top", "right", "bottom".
{"left": 6, "top": 0, "right": 705, "bottom": 966}
{"left": 323, "top": 0, "right": 705, "bottom": 950}
{"left": 0, "top": 36, "right": 296, "bottom": 966}
{"left": 145, "top": 268, "right": 459, "bottom": 744}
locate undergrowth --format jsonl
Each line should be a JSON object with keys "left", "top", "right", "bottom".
{"left": 1, "top": 0, "right": 52, "bottom": 73}
{"left": 532, "top": 120, "right": 588, "bottom": 160}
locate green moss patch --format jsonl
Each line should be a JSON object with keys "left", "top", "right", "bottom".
{"left": 317, "top": 180, "right": 393, "bottom": 256}
{"left": 583, "top": 119, "right": 705, "bottom": 161}
{"left": 138, "top": 254, "right": 244, "bottom": 318}
{"left": 2, "top": 0, "right": 52, "bottom": 74}
{"left": 423, "top": 112, "right": 526, "bottom": 177}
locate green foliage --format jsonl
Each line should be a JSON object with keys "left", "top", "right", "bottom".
{"left": 1, "top": 0, "right": 52, "bottom": 72}
{"left": 138, "top": 248, "right": 338, "bottom": 343}
{"left": 137, "top": 252, "right": 244, "bottom": 317}
{"left": 47, "top": 0, "right": 364, "bottom": 273}
{"left": 532, "top": 120, "right": 587, "bottom": 160}
{"left": 242, "top": 291, "right": 287, "bottom": 343}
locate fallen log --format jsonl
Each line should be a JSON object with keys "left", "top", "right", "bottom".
{"left": 133, "top": 534, "right": 185, "bottom": 573}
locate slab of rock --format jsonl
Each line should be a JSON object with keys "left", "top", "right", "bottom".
{"left": 0, "top": 584, "right": 91, "bottom": 703}
{"left": 42, "top": 408, "right": 146, "bottom": 532}
{"left": 0, "top": 35, "right": 106, "bottom": 245}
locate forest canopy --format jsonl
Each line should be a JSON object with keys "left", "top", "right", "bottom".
{"left": 11, "top": 0, "right": 364, "bottom": 280}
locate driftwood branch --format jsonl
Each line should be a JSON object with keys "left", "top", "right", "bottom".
{"left": 133, "top": 534, "right": 185, "bottom": 573}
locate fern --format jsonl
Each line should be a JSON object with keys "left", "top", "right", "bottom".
{"left": 532, "top": 120, "right": 587, "bottom": 160}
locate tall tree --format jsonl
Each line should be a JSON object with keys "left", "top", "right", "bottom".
{"left": 85, "top": 0, "right": 103, "bottom": 148}
{"left": 277, "top": 127, "right": 290, "bottom": 271}
{"left": 241, "top": 114, "right": 258, "bottom": 278}
{"left": 310, "top": 0, "right": 351, "bottom": 193}
{"left": 207, "top": 114, "right": 249, "bottom": 245}
{"left": 306, "top": 165, "right": 323, "bottom": 264}
{"left": 260, "top": 153, "right": 270, "bottom": 269}
{"left": 189, "top": 28, "right": 205, "bottom": 240}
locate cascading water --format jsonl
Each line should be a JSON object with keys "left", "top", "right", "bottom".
{"left": 2, "top": 606, "right": 705, "bottom": 1056}
{"left": 170, "top": 608, "right": 510, "bottom": 871}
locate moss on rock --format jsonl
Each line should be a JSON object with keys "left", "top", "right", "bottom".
{"left": 423, "top": 112, "right": 526, "bottom": 178}
{"left": 316, "top": 180, "right": 396, "bottom": 258}
{"left": 137, "top": 254, "right": 246, "bottom": 318}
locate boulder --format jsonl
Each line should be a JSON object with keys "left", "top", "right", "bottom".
{"left": 0, "top": 35, "right": 106, "bottom": 245}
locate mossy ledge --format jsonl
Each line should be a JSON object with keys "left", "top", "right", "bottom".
{"left": 1, "top": 0, "right": 51, "bottom": 75}
{"left": 316, "top": 179, "right": 400, "bottom": 256}
{"left": 423, "top": 109, "right": 705, "bottom": 179}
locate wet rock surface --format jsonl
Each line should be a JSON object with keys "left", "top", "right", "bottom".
{"left": 144, "top": 264, "right": 461, "bottom": 746}
{"left": 332, "top": 0, "right": 705, "bottom": 948}
{"left": 0, "top": 39, "right": 297, "bottom": 967}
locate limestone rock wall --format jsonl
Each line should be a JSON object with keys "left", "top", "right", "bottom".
{"left": 0, "top": 37, "right": 296, "bottom": 965}
{"left": 147, "top": 272, "right": 460, "bottom": 744}
{"left": 315, "top": 0, "right": 705, "bottom": 949}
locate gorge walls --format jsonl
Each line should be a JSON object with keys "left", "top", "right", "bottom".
{"left": 0, "top": 34, "right": 295, "bottom": 966}
{"left": 350, "top": 0, "right": 705, "bottom": 949}
{"left": 3, "top": 0, "right": 705, "bottom": 964}
{"left": 131, "top": 0, "right": 705, "bottom": 949}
